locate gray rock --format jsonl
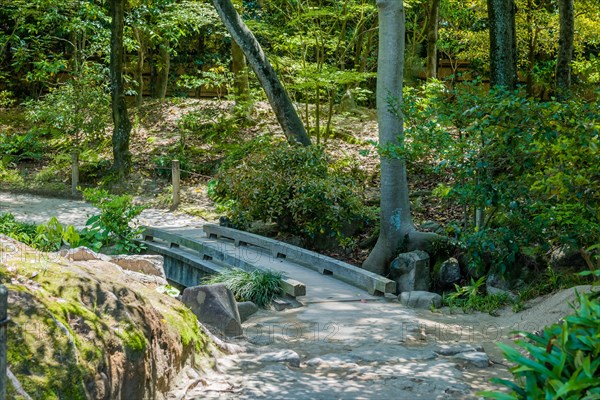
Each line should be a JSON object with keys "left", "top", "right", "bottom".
{"left": 434, "top": 344, "right": 484, "bottom": 356}
{"left": 486, "top": 274, "right": 518, "bottom": 301}
{"left": 257, "top": 350, "right": 301, "bottom": 368}
{"left": 61, "top": 247, "right": 111, "bottom": 262}
{"left": 399, "top": 291, "right": 442, "bottom": 309}
{"left": 182, "top": 284, "right": 242, "bottom": 337}
{"left": 438, "top": 258, "right": 461, "bottom": 287}
{"left": 390, "top": 250, "right": 430, "bottom": 293}
{"left": 452, "top": 351, "right": 490, "bottom": 368}
{"left": 237, "top": 301, "right": 259, "bottom": 322}
{"left": 110, "top": 254, "right": 166, "bottom": 279}
{"left": 550, "top": 245, "right": 587, "bottom": 270}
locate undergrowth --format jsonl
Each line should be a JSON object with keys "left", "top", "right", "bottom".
{"left": 205, "top": 268, "right": 283, "bottom": 308}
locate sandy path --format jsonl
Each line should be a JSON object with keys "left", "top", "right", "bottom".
{"left": 0, "top": 191, "right": 208, "bottom": 229}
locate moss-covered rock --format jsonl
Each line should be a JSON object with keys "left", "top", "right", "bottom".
{"left": 0, "top": 235, "right": 209, "bottom": 399}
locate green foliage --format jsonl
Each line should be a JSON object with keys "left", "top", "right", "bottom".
{"left": 402, "top": 82, "right": 599, "bottom": 277}
{"left": 0, "top": 131, "right": 45, "bottom": 164}
{"left": 211, "top": 142, "right": 374, "bottom": 247}
{"left": 81, "top": 188, "right": 146, "bottom": 253}
{"left": 24, "top": 64, "right": 110, "bottom": 146}
{"left": 0, "top": 213, "right": 79, "bottom": 252}
{"left": 444, "top": 276, "right": 512, "bottom": 313}
{"left": 482, "top": 291, "right": 600, "bottom": 399}
{"left": 205, "top": 268, "right": 283, "bottom": 308}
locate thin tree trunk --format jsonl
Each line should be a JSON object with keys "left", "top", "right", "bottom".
{"left": 425, "top": 0, "right": 440, "bottom": 79}
{"left": 487, "top": 0, "right": 518, "bottom": 89}
{"left": 156, "top": 44, "right": 170, "bottom": 100}
{"left": 212, "top": 0, "right": 311, "bottom": 146}
{"left": 555, "top": 0, "right": 574, "bottom": 98}
{"left": 110, "top": 0, "right": 132, "bottom": 176}
{"left": 231, "top": 40, "right": 250, "bottom": 101}
{"left": 133, "top": 27, "right": 145, "bottom": 107}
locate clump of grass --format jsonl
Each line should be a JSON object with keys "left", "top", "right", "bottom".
{"left": 444, "top": 276, "right": 513, "bottom": 314}
{"left": 205, "top": 268, "right": 283, "bottom": 308}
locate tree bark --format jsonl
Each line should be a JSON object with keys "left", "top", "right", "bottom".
{"left": 362, "top": 0, "right": 438, "bottom": 276}
{"left": 555, "top": 0, "right": 574, "bottom": 98}
{"left": 110, "top": 0, "right": 132, "bottom": 176}
{"left": 425, "top": 0, "right": 441, "bottom": 79}
{"left": 212, "top": 0, "right": 311, "bottom": 146}
{"left": 487, "top": 0, "right": 518, "bottom": 89}
{"left": 156, "top": 44, "right": 170, "bottom": 100}
{"left": 231, "top": 41, "right": 249, "bottom": 100}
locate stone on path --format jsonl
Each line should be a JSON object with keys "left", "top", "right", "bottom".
{"left": 399, "top": 291, "right": 442, "bottom": 309}
{"left": 257, "top": 350, "right": 301, "bottom": 368}
{"left": 182, "top": 284, "right": 242, "bottom": 337}
{"left": 389, "top": 250, "right": 430, "bottom": 293}
{"left": 237, "top": 301, "right": 259, "bottom": 322}
{"left": 452, "top": 351, "right": 490, "bottom": 368}
{"left": 434, "top": 344, "right": 484, "bottom": 356}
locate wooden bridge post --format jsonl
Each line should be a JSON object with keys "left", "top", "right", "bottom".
{"left": 172, "top": 160, "right": 180, "bottom": 209}
{"left": 0, "top": 285, "right": 7, "bottom": 400}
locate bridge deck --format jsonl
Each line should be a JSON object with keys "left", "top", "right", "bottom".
{"left": 141, "top": 227, "right": 380, "bottom": 303}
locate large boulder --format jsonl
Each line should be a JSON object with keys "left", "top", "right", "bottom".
{"left": 2, "top": 236, "right": 207, "bottom": 400}
{"left": 438, "top": 258, "right": 461, "bottom": 288}
{"left": 399, "top": 291, "right": 442, "bottom": 309}
{"left": 182, "top": 284, "right": 242, "bottom": 337}
{"left": 389, "top": 250, "right": 430, "bottom": 293}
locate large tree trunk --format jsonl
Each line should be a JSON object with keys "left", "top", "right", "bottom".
{"left": 362, "top": 0, "right": 437, "bottom": 276}
{"left": 555, "top": 0, "right": 574, "bottom": 98}
{"left": 487, "top": 0, "right": 518, "bottom": 89}
{"left": 212, "top": 0, "right": 311, "bottom": 146}
{"left": 110, "top": 0, "right": 132, "bottom": 176}
{"left": 425, "top": 0, "right": 440, "bottom": 79}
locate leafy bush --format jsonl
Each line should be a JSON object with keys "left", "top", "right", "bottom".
{"left": 402, "top": 81, "right": 599, "bottom": 277}
{"left": 81, "top": 188, "right": 146, "bottom": 253}
{"left": 211, "top": 142, "right": 373, "bottom": 247}
{"left": 0, "top": 213, "right": 79, "bottom": 252}
{"left": 482, "top": 291, "right": 600, "bottom": 399}
{"left": 0, "top": 131, "right": 45, "bottom": 164}
{"left": 205, "top": 268, "right": 283, "bottom": 308}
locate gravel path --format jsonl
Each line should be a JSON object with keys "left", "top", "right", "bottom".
{"left": 0, "top": 191, "right": 208, "bottom": 229}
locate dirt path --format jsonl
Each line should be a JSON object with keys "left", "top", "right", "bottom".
{"left": 0, "top": 191, "right": 209, "bottom": 228}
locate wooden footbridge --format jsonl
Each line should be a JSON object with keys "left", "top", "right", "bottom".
{"left": 138, "top": 225, "right": 395, "bottom": 304}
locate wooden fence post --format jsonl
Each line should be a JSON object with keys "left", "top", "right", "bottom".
{"left": 0, "top": 285, "right": 8, "bottom": 400}
{"left": 172, "top": 160, "right": 180, "bottom": 209}
{"left": 71, "top": 150, "right": 79, "bottom": 197}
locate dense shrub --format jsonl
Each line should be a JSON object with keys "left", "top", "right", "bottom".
{"left": 482, "top": 291, "right": 600, "bottom": 399}
{"left": 210, "top": 142, "right": 373, "bottom": 247}
{"left": 402, "top": 82, "right": 599, "bottom": 277}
